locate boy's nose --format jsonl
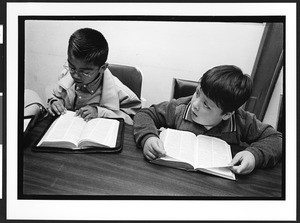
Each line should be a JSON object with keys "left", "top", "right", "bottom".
{"left": 192, "top": 98, "right": 201, "bottom": 111}
{"left": 72, "top": 71, "right": 80, "bottom": 79}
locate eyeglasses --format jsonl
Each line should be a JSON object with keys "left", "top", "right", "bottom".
{"left": 63, "top": 62, "right": 96, "bottom": 78}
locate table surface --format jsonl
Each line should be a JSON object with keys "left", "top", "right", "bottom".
{"left": 22, "top": 115, "right": 284, "bottom": 199}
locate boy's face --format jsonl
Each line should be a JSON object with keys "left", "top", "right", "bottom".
{"left": 190, "top": 85, "right": 232, "bottom": 129}
{"left": 67, "top": 56, "right": 107, "bottom": 85}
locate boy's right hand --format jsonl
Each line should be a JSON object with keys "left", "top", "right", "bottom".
{"left": 48, "top": 100, "right": 66, "bottom": 116}
{"left": 143, "top": 136, "right": 166, "bottom": 161}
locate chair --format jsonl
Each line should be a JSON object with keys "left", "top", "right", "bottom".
{"left": 24, "top": 89, "right": 47, "bottom": 116}
{"left": 276, "top": 94, "right": 284, "bottom": 133}
{"left": 108, "top": 64, "right": 143, "bottom": 99}
{"left": 171, "top": 78, "right": 199, "bottom": 99}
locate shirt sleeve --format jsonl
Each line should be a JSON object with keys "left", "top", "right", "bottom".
{"left": 96, "top": 106, "right": 134, "bottom": 125}
{"left": 47, "top": 69, "right": 68, "bottom": 106}
{"left": 133, "top": 99, "right": 177, "bottom": 148}
{"left": 118, "top": 91, "right": 142, "bottom": 117}
{"left": 98, "top": 80, "right": 142, "bottom": 125}
{"left": 237, "top": 109, "right": 282, "bottom": 168}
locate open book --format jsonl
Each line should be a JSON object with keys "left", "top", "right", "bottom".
{"left": 151, "top": 128, "right": 236, "bottom": 180}
{"left": 34, "top": 110, "right": 124, "bottom": 153}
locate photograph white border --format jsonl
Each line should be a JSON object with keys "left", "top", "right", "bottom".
{"left": 7, "top": 2, "right": 296, "bottom": 221}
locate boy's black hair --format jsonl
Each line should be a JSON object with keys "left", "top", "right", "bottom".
{"left": 200, "top": 65, "right": 252, "bottom": 113}
{"left": 67, "top": 28, "right": 109, "bottom": 67}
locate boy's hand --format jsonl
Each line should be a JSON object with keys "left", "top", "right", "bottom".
{"left": 48, "top": 100, "right": 66, "bottom": 116}
{"left": 143, "top": 136, "right": 166, "bottom": 161}
{"left": 75, "top": 105, "right": 98, "bottom": 121}
{"left": 229, "top": 151, "right": 255, "bottom": 175}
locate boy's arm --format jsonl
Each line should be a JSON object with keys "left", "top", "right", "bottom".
{"left": 47, "top": 91, "right": 64, "bottom": 107}
{"left": 116, "top": 83, "right": 142, "bottom": 118}
{"left": 238, "top": 109, "right": 282, "bottom": 169}
{"left": 98, "top": 78, "right": 142, "bottom": 124}
{"left": 47, "top": 69, "right": 69, "bottom": 106}
{"left": 133, "top": 100, "right": 177, "bottom": 148}
{"left": 119, "top": 93, "right": 142, "bottom": 117}
{"left": 97, "top": 88, "right": 142, "bottom": 125}
{"left": 95, "top": 106, "right": 135, "bottom": 125}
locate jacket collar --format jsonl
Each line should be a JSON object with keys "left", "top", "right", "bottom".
{"left": 183, "top": 103, "right": 194, "bottom": 122}
{"left": 101, "top": 68, "right": 120, "bottom": 110}
{"left": 57, "top": 68, "right": 120, "bottom": 111}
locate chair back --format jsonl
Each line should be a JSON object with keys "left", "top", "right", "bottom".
{"left": 108, "top": 64, "right": 142, "bottom": 99}
{"left": 171, "top": 78, "right": 198, "bottom": 99}
{"left": 276, "top": 94, "right": 284, "bottom": 133}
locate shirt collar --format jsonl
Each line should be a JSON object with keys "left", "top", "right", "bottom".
{"left": 183, "top": 103, "right": 194, "bottom": 122}
{"left": 100, "top": 68, "right": 120, "bottom": 110}
{"left": 77, "top": 73, "right": 103, "bottom": 94}
{"left": 57, "top": 68, "right": 120, "bottom": 111}
{"left": 58, "top": 68, "right": 102, "bottom": 95}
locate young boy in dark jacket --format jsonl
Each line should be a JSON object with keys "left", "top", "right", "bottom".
{"left": 134, "top": 65, "right": 282, "bottom": 175}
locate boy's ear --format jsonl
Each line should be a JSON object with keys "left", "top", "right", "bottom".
{"left": 222, "top": 111, "right": 234, "bottom": 121}
{"left": 103, "top": 63, "right": 109, "bottom": 69}
{"left": 99, "top": 63, "right": 109, "bottom": 72}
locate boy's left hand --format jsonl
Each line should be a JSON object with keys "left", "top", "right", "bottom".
{"left": 229, "top": 151, "right": 255, "bottom": 175}
{"left": 75, "top": 105, "right": 98, "bottom": 121}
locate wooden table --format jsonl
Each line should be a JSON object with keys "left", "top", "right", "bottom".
{"left": 21, "top": 115, "right": 283, "bottom": 199}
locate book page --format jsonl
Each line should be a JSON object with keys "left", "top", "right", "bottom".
{"left": 197, "top": 167, "right": 236, "bottom": 180}
{"left": 160, "top": 129, "right": 196, "bottom": 165}
{"left": 195, "top": 135, "right": 232, "bottom": 168}
{"left": 79, "top": 118, "right": 119, "bottom": 148}
{"left": 38, "top": 110, "right": 85, "bottom": 146}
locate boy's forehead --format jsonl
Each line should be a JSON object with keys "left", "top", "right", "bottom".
{"left": 199, "top": 87, "right": 219, "bottom": 109}
{"left": 68, "top": 56, "right": 96, "bottom": 68}
{"left": 195, "top": 84, "right": 201, "bottom": 93}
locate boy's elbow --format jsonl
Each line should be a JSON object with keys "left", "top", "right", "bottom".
{"left": 133, "top": 108, "right": 152, "bottom": 123}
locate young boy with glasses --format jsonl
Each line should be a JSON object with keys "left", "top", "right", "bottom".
{"left": 133, "top": 65, "right": 282, "bottom": 175}
{"left": 47, "top": 28, "right": 141, "bottom": 124}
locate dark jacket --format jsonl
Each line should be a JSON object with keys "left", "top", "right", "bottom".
{"left": 134, "top": 96, "right": 282, "bottom": 168}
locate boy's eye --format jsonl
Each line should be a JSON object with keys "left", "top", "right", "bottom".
{"left": 68, "top": 66, "right": 79, "bottom": 73}
{"left": 68, "top": 66, "right": 90, "bottom": 76}
{"left": 203, "top": 102, "right": 210, "bottom": 110}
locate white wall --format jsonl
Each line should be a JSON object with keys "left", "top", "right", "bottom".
{"left": 25, "top": 20, "right": 265, "bottom": 108}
